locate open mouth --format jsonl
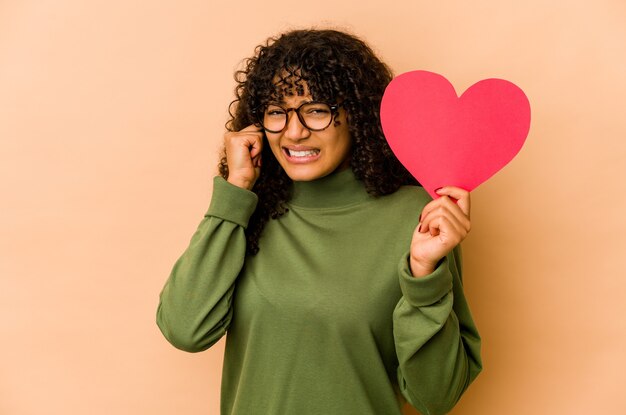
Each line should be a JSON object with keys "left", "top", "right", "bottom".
{"left": 282, "top": 147, "right": 321, "bottom": 163}
{"left": 285, "top": 148, "right": 320, "bottom": 157}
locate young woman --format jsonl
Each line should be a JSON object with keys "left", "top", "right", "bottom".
{"left": 157, "top": 29, "right": 482, "bottom": 415}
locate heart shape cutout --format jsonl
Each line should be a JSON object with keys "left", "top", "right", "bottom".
{"left": 380, "top": 70, "right": 531, "bottom": 198}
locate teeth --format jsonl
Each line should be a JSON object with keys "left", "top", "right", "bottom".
{"left": 287, "top": 149, "right": 319, "bottom": 157}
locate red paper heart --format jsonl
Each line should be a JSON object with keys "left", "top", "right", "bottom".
{"left": 380, "top": 70, "right": 531, "bottom": 198}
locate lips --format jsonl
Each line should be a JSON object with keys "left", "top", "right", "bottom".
{"left": 282, "top": 146, "right": 321, "bottom": 163}
{"left": 286, "top": 148, "right": 319, "bottom": 157}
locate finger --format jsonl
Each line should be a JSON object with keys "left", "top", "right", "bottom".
{"left": 227, "top": 130, "right": 263, "bottom": 159}
{"left": 419, "top": 202, "right": 450, "bottom": 234}
{"left": 419, "top": 196, "right": 464, "bottom": 232}
{"left": 418, "top": 197, "right": 440, "bottom": 225}
{"left": 241, "top": 125, "right": 264, "bottom": 157}
{"left": 435, "top": 186, "right": 471, "bottom": 218}
{"left": 248, "top": 136, "right": 263, "bottom": 159}
{"left": 436, "top": 195, "right": 471, "bottom": 233}
{"left": 240, "top": 124, "right": 264, "bottom": 132}
{"left": 429, "top": 216, "right": 465, "bottom": 246}
{"left": 420, "top": 202, "right": 467, "bottom": 237}
{"left": 424, "top": 214, "right": 443, "bottom": 237}
{"left": 419, "top": 215, "right": 465, "bottom": 250}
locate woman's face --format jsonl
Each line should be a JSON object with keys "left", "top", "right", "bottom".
{"left": 263, "top": 89, "right": 352, "bottom": 182}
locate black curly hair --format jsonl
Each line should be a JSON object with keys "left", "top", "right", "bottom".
{"left": 219, "top": 29, "right": 418, "bottom": 254}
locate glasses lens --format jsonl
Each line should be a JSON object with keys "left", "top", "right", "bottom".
{"left": 262, "top": 104, "right": 287, "bottom": 133}
{"left": 299, "top": 103, "right": 333, "bottom": 131}
{"left": 261, "top": 102, "right": 334, "bottom": 132}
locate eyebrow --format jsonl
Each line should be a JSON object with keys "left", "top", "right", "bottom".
{"left": 269, "top": 99, "right": 315, "bottom": 107}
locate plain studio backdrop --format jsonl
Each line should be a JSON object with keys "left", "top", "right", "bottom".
{"left": 1, "top": 1, "right": 625, "bottom": 414}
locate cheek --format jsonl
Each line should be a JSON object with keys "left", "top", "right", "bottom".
{"left": 336, "top": 129, "right": 352, "bottom": 155}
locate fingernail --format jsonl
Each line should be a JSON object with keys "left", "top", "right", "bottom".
{"left": 435, "top": 187, "right": 444, "bottom": 194}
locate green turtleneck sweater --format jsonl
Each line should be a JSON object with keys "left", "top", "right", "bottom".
{"left": 156, "top": 169, "right": 482, "bottom": 415}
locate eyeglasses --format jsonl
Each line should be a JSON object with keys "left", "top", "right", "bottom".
{"left": 256, "top": 101, "right": 341, "bottom": 133}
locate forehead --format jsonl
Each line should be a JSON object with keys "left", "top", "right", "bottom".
{"left": 271, "top": 70, "right": 312, "bottom": 103}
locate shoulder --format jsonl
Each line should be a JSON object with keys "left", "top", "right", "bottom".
{"left": 357, "top": 185, "right": 430, "bottom": 244}
{"left": 359, "top": 185, "right": 431, "bottom": 231}
{"left": 376, "top": 185, "right": 432, "bottom": 213}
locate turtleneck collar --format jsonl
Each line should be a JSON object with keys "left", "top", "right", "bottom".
{"left": 288, "top": 168, "right": 372, "bottom": 209}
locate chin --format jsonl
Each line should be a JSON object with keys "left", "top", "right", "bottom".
{"left": 282, "top": 164, "right": 334, "bottom": 182}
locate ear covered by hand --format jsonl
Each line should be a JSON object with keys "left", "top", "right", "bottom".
{"left": 224, "top": 125, "right": 264, "bottom": 190}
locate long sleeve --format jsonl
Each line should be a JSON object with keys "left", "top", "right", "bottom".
{"left": 393, "top": 245, "right": 482, "bottom": 415}
{"left": 156, "top": 176, "right": 258, "bottom": 353}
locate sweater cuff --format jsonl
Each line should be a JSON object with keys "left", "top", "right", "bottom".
{"left": 205, "top": 176, "right": 258, "bottom": 228}
{"left": 398, "top": 252, "right": 453, "bottom": 307}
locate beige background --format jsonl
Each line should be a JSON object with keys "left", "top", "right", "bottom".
{"left": 1, "top": 0, "right": 625, "bottom": 414}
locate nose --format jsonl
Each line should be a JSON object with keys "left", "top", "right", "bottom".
{"left": 283, "top": 110, "right": 310, "bottom": 141}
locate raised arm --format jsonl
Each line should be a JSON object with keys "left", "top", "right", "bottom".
{"left": 156, "top": 177, "right": 258, "bottom": 352}
{"left": 157, "top": 125, "right": 263, "bottom": 352}
{"left": 394, "top": 186, "right": 482, "bottom": 414}
{"left": 394, "top": 246, "right": 482, "bottom": 415}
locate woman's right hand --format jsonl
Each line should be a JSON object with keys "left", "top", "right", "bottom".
{"left": 224, "top": 125, "right": 264, "bottom": 190}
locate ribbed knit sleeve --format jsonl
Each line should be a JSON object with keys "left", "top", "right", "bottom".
{"left": 156, "top": 177, "right": 258, "bottom": 353}
{"left": 393, "top": 245, "right": 482, "bottom": 415}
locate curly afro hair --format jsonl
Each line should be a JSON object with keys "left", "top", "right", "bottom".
{"left": 219, "top": 29, "right": 418, "bottom": 254}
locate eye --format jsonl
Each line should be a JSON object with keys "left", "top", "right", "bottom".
{"left": 265, "top": 105, "right": 286, "bottom": 117}
{"left": 302, "top": 104, "right": 331, "bottom": 115}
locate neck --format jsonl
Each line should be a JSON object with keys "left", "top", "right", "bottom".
{"left": 289, "top": 168, "right": 371, "bottom": 209}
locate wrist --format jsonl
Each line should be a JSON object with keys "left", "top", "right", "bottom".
{"left": 227, "top": 175, "right": 254, "bottom": 190}
{"left": 409, "top": 256, "right": 437, "bottom": 278}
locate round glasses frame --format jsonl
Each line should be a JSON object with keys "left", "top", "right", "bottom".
{"left": 255, "top": 101, "right": 341, "bottom": 133}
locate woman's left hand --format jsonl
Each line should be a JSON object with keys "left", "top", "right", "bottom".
{"left": 410, "top": 187, "right": 471, "bottom": 277}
